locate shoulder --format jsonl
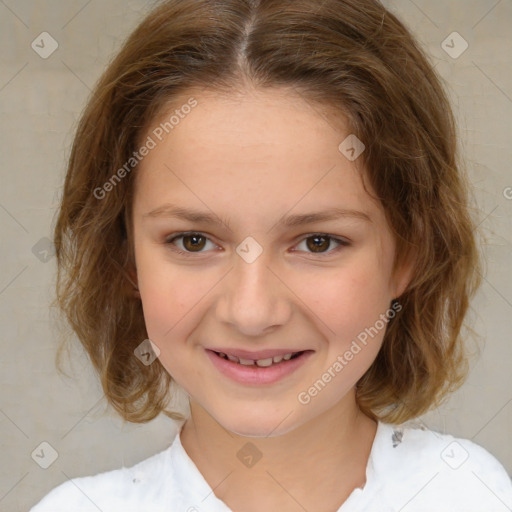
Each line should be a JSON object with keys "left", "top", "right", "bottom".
{"left": 372, "top": 422, "right": 512, "bottom": 511}
{"left": 30, "top": 445, "right": 173, "bottom": 512}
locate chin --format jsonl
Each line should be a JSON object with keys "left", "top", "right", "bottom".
{"left": 213, "top": 405, "right": 305, "bottom": 438}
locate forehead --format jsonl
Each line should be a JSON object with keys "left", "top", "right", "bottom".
{"left": 154, "top": 85, "right": 349, "bottom": 154}
{"left": 133, "top": 86, "right": 385, "bottom": 228}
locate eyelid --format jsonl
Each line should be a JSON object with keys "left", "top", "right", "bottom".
{"left": 165, "top": 231, "right": 351, "bottom": 256}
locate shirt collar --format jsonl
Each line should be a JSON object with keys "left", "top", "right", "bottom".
{"left": 167, "top": 420, "right": 394, "bottom": 512}
{"left": 167, "top": 423, "right": 233, "bottom": 511}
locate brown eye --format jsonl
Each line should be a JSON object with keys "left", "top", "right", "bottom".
{"left": 306, "top": 235, "right": 331, "bottom": 253}
{"left": 295, "top": 234, "right": 349, "bottom": 255}
{"left": 182, "top": 234, "right": 206, "bottom": 252}
{"left": 166, "top": 233, "right": 215, "bottom": 253}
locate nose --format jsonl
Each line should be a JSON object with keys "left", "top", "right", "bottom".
{"left": 215, "top": 248, "right": 293, "bottom": 337}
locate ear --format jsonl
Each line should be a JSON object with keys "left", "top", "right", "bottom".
{"left": 120, "top": 206, "right": 141, "bottom": 298}
{"left": 121, "top": 236, "right": 140, "bottom": 299}
{"left": 392, "top": 246, "right": 416, "bottom": 299}
{"left": 126, "top": 260, "right": 140, "bottom": 299}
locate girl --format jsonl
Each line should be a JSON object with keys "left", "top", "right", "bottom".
{"left": 31, "top": 0, "right": 512, "bottom": 510}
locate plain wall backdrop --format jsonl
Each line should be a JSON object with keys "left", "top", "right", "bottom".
{"left": 0, "top": 0, "right": 511, "bottom": 510}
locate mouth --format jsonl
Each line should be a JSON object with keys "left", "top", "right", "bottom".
{"left": 206, "top": 348, "right": 313, "bottom": 385}
{"left": 211, "top": 350, "right": 306, "bottom": 367}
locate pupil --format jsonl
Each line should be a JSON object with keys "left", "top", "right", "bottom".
{"left": 307, "top": 236, "right": 329, "bottom": 253}
{"left": 184, "top": 234, "right": 205, "bottom": 251}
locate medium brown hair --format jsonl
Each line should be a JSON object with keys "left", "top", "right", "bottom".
{"left": 54, "top": 0, "right": 482, "bottom": 424}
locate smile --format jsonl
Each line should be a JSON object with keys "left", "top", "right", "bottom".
{"left": 213, "top": 350, "right": 304, "bottom": 367}
{"left": 206, "top": 349, "right": 313, "bottom": 385}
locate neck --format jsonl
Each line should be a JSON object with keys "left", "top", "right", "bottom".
{"left": 180, "top": 391, "right": 378, "bottom": 512}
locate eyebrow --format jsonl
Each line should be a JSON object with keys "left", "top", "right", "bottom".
{"left": 143, "top": 203, "right": 372, "bottom": 229}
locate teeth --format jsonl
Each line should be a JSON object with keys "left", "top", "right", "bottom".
{"left": 256, "top": 358, "right": 273, "bottom": 367}
{"left": 217, "top": 351, "right": 298, "bottom": 366}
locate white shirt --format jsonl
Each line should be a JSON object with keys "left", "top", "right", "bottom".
{"left": 30, "top": 421, "right": 512, "bottom": 511}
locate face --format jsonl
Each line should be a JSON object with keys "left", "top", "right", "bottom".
{"left": 131, "top": 86, "right": 410, "bottom": 437}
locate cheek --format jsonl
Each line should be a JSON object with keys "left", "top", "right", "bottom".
{"left": 138, "top": 278, "right": 194, "bottom": 342}
{"left": 301, "top": 260, "right": 393, "bottom": 335}
{"left": 135, "top": 249, "right": 193, "bottom": 340}
{"left": 135, "top": 250, "right": 222, "bottom": 351}
{"left": 136, "top": 266, "right": 202, "bottom": 381}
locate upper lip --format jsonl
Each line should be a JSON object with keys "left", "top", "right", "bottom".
{"left": 207, "top": 347, "right": 310, "bottom": 360}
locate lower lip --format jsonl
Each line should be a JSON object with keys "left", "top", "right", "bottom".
{"left": 206, "top": 349, "right": 313, "bottom": 385}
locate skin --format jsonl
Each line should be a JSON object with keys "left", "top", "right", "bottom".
{"left": 130, "top": 85, "right": 413, "bottom": 512}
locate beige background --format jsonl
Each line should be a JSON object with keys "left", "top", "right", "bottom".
{"left": 0, "top": 0, "right": 510, "bottom": 510}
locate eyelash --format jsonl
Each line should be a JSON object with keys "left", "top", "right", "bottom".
{"left": 164, "top": 232, "right": 350, "bottom": 257}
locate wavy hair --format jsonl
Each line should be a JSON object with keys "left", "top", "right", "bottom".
{"left": 54, "top": 0, "right": 482, "bottom": 423}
